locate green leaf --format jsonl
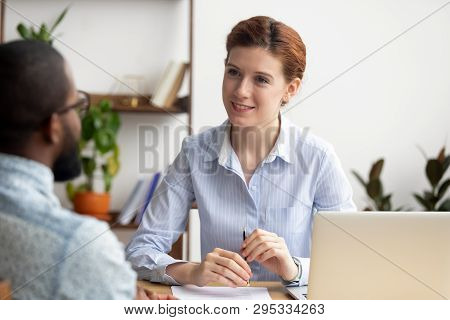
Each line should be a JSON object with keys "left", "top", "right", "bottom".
{"left": 366, "top": 179, "right": 382, "bottom": 199}
{"left": 75, "top": 183, "right": 89, "bottom": 194}
{"left": 381, "top": 194, "right": 392, "bottom": 205}
{"left": 424, "top": 191, "right": 439, "bottom": 208}
{"left": 78, "top": 138, "right": 86, "bottom": 151}
{"left": 444, "top": 156, "right": 450, "bottom": 174}
{"left": 378, "top": 194, "right": 392, "bottom": 211}
{"left": 94, "top": 130, "right": 115, "bottom": 154}
{"left": 93, "top": 113, "right": 103, "bottom": 129}
{"left": 49, "top": 6, "right": 69, "bottom": 33}
{"left": 113, "top": 143, "right": 120, "bottom": 159}
{"left": 99, "top": 99, "right": 112, "bottom": 112}
{"left": 413, "top": 193, "right": 432, "bottom": 211}
{"left": 103, "top": 173, "right": 113, "bottom": 193}
{"left": 66, "top": 182, "right": 75, "bottom": 202}
{"left": 438, "top": 179, "right": 450, "bottom": 200}
{"left": 38, "top": 23, "right": 50, "bottom": 42}
{"left": 81, "top": 115, "right": 95, "bottom": 141}
{"left": 81, "top": 157, "right": 96, "bottom": 177}
{"left": 351, "top": 170, "right": 366, "bottom": 187}
{"left": 105, "top": 155, "right": 120, "bottom": 176}
{"left": 426, "top": 159, "right": 443, "bottom": 188}
{"left": 369, "top": 159, "right": 384, "bottom": 181}
{"left": 17, "top": 23, "right": 31, "bottom": 39}
{"left": 437, "top": 198, "right": 450, "bottom": 211}
{"left": 106, "top": 112, "right": 120, "bottom": 134}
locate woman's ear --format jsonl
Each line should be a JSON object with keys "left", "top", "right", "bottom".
{"left": 281, "top": 78, "right": 301, "bottom": 106}
{"left": 286, "top": 77, "right": 301, "bottom": 99}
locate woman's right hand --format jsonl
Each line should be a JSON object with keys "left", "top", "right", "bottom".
{"left": 189, "top": 248, "right": 252, "bottom": 287}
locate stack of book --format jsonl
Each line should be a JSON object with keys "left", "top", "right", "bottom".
{"left": 116, "top": 172, "right": 161, "bottom": 225}
{"left": 151, "top": 60, "right": 188, "bottom": 109}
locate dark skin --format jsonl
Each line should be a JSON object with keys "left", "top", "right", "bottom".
{"left": 1, "top": 61, "right": 177, "bottom": 300}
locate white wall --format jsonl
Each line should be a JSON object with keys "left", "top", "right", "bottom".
{"left": 3, "top": 0, "right": 450, "bottom": 261}
{"left": 4, "top": 0, "right": 190, "bottom": 210}
{"left": 192, "top": 0, "right": 450, "bottom": 210}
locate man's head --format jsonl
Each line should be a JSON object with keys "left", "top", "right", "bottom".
{"left": 0, "top": 40, "right": 83, "bottom": 181}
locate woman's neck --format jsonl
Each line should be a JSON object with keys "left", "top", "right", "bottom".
{"left": 230, "top": 115, "right": 281, "bottom": 175}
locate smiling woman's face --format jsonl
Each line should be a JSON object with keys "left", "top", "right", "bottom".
{"left": 222, "top": 46, "right": 290, "bottom": 128}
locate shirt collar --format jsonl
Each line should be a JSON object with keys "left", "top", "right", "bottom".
{"left": 0, "top": 152, "right": 57, "bottom": 201}
{"left": 208, "top": 114, "right": 294, "bottom": 166}
{"left": 265, "top": 114, "right": 294, "bottom": 164}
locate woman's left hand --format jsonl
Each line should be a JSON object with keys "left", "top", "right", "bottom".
{"left": 241, "top": 228, "right": 298, "bottom": 281}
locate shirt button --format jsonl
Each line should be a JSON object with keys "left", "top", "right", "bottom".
{"left": 251, "top": 185, "right": 257, "bottom": 190}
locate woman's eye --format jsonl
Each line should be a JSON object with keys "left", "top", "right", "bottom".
{"left": 227, "top": 68, "right": 239, "bottom": 77}
{"left": 256, "top": 76, "right": 269, "bottom": 84}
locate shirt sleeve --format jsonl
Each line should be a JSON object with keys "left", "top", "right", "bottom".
{"left": 125, "top": 139, "right": 195, "bottom": 285}
{"left": 313, "top": 146, "right": 356, "bottom": 212}
{"left": 57, "top": 219, "right": 136, "bottom": 299}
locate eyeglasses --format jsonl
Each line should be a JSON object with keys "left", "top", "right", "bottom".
{"left": 56, "top": 90, "right": 90, "bottom": 118}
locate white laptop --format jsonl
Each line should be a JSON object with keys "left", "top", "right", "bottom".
{"left": 286, "top": 285, "right": 308, "bottom": 300}
{"left": 304, "top": 211, "right": 450, "bottom": 300}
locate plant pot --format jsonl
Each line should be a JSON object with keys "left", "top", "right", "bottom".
{"left": 73, "top": 191, "right": 111, "bottom": 221}
{"left": 0, "top": 279, "right": 12, "bottom": 300}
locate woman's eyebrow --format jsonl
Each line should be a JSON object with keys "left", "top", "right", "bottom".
{"left": 226, "top": 62, "right": 240, "bottom": 70}
{"left": 226, "top": 63, "right": 274, "bottom": 80}
{"left": 255, "top": 71, "right": 274, "bottom": 80}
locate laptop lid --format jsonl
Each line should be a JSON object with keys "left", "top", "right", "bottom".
{"left": 308, "top": 212, "right": 450, "bottom": 300}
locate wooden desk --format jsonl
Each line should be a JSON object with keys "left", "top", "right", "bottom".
{"left": 138, "top": 280, "right": 293, "bottom": 300}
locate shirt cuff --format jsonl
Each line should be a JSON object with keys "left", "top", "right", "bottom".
{"left": 281, "top": 256, "right": 302, "bottom": 287}
{"left": 135, "top": 259, "right": 187, "bottom": 285}
{"left": 281, "top": 256, "right": 310, "bottom": 287}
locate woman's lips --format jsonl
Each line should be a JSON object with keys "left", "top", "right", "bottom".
{"left": 231, "top": 101, "right": 255, "bottom": 113}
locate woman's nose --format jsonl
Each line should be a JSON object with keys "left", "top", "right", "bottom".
{"left": 234, "top": 78, "right": 251, "bottom": 99}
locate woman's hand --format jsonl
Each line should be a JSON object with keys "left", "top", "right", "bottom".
{"left": 189, "top": 248, "right": 252, "bottom": 287}
{"left": 241, "top": 229, "right": 298, "bottom": 281}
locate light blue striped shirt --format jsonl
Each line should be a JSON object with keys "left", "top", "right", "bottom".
{"left": 126, "top": 115, "right": 356, "bottom": 286}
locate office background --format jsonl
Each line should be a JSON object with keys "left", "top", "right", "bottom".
{"left": 3, "top": 0, "right": 450, "bottom": 260}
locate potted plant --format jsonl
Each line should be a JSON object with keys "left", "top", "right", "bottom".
{"left": 66, "top": 99, "right": 121, "bottom": 220}
{"left": 413, "top": 146, "right": 450, "bottom": 211}
{"left": 352, "top": 159, "right": 404, "bottom": 211}
{"left": 16, "top": 7, "right": 68, "bottom": 45}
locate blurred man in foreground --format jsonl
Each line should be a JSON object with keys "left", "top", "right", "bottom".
{"left": 0, "top": 40, "right": 174, "bottom": 300}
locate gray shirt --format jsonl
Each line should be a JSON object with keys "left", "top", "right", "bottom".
{"left": 0, "top": 153, "right": 136, "bottom": 299}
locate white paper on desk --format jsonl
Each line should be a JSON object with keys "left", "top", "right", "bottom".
{"left": 172, "top": 285, "right": 271, "bottom": 300}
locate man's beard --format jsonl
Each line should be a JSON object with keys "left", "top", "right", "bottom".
{"left": 52, "top": 125, "right": 82, "bottom": 182}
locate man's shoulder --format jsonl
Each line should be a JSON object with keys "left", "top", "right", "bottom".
{"left": 56, "top": 210, "right": 136, "bottom": 299}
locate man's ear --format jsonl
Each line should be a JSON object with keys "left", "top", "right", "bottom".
{"left": 41, "top": 114, "right": 63, "bottom": 145}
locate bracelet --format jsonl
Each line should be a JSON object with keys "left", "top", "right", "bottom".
{"left": 283, "top": 257, "right": 302, "bottom": 283}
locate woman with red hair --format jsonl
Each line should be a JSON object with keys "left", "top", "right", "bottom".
{"left": 127, "top": 16, "right": 355, "bottom": 288}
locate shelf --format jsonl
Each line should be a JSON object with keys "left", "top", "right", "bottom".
{"left": 89, "top": 93, "right": 188, "bottom": 114}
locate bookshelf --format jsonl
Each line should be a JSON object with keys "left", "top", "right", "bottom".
{"left": 0, "top": 0, "right": 194, "bottom": 260}
{"left": 90, "top": 94, "right": 188, "bottom": 114}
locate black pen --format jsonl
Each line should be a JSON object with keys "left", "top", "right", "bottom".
{"left": 243, "top": 227, "right": 250, "bottom": 286}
